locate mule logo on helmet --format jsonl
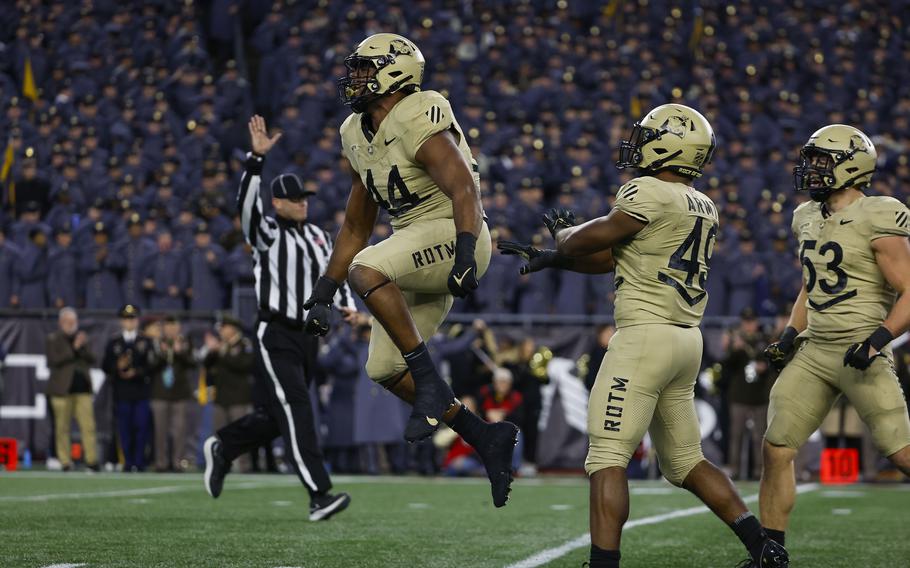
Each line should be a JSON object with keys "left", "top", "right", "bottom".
{"left": 849, "top": 135, "right": 869, "bottom": 154}
{"left": 389, "top": 39, "right": 413, "bottom": 55}
{"left": 661, "top": 115, "right": 690, "bottom": 138}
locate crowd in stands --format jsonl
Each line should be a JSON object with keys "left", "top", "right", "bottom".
{"left": 2, "top": 0, "right": 909, "bottom": 317}
{"left": 39, "top": 305, "right": 544, "bottom": 475}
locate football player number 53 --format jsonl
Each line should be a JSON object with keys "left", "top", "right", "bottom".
{"left": 658, "top": 217, "right": 718, "bottom": 306}
{"left": 799, "top": 240, "right": 856, "bottom": 310}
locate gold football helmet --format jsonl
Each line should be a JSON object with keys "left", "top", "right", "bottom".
{"left": 337, "top": 33, "right": 425, "bottom": 113}
{"left": 794, "top": 124, "right": 876, "bottom": 202}
{"left": 616, "top": 103, "right": 716, "bottom": 178}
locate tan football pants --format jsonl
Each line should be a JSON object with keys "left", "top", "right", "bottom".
{"left": 585, "top": 324, "right": 706, "bottom": 485}
{"left": 766, "top": 339, "right": 910, "bottom": 456}
{"left": 350, "top": 218, "right": 491, "bottom": 382}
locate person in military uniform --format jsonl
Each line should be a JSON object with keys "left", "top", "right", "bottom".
{"left": 302, "top": 33, "right": 517, "bottom": 508}
{"left": 204, "top": 315, "right": 255, "bottom": 470}
{"left": 149, "top": 315, "right": 196, "bottom": 472}
{"left": 102, "top": 304, "right": 156, "bottom": 472}
{"left": 80, "top": 222, "right": 123, "bottom": 310}
{"left": 761, "top": 124, "right": 910, "bottom": 549}
{"left": 499, "top": 105, "right": 787, "bottom": 568}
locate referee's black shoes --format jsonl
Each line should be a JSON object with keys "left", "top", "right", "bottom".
{"left": 203, "top": 436, "right": 229, "bottom": 498}
{"left": 309, "top": 492, "right": 351, "bottom": 521}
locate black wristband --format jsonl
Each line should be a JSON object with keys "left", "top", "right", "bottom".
{"left": 454, "top": 232, "right": 477, "bottom": 265}
{"left": 246, "top": 152, "right": 264, "bottom": 174}
{"left": 539, "top": 250, "right": 572, "bottom": 270}
{"left": 868, "top": 325, "right": 894, "bottom": 351}
{"left": 780, "top": 326, "right": 798, "bottom": 345}
{"left": 312, "top": 276, "right": 340, "bottom": 304}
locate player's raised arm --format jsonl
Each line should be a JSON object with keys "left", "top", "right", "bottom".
{"left": 415, "top": 130, "right": 483, "bottom": 297}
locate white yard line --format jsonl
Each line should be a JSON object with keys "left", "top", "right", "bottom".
{"left": 505, "top": 483, "right": 820, "bottom": 568}
{"left": 0, "top": 480, "right": 275, "bottom": 502}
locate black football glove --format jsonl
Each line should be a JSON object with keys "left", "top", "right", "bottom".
{"left": 497, "top": 240, "right": 570, "bottom": 274}
{"left": 447, "top": 232, "right": 479, "bottom": 298}
{"left": 542, "top": 207, "right": 577, "bottom": 241}
{"left": 303, "top": 276, "right": 339, "bottom": 336}
{"left": 763, "top": 326, "right": 799, "bottom": 371}
{"left": 844, "top": 325, "right": 893, "bottom": 370}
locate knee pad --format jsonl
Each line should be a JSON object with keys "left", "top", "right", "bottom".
{"left": 584, "top": 437, "right": 633, "bottom": 477}
{"left": 764, "top": 417, "right": 807, "bottom": 451}
{"left": 365, "top": 356, "right": 407, "bottom": 384}
{"left": 658, "top": 447, "right": 704, "bottom": 487}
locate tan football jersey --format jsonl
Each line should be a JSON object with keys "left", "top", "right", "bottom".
{"left": 791, "top": 195, "right": 910, "bottom": 343}
{"left": 611, "top": 176, "right": 720, "bottom": 328}
{"left": 339, "top": 90, "right": 480, "bottom": 229}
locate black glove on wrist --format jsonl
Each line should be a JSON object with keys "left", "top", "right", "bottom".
{"left": 498, "top": 240, "right": 572, "bottom": 274}
{"left": 844, "top": 325, "right": 893, "bottom": 370}
{"left": 448, "top": 232, "right": 479, "bottom": 298}
{"left": 303, "top": 276, "right": 339, "bottom": 336}
{"left": 763, "top": 326, "right": 799, "bottom": 371}
{"left": 542, "top": 208, "right": 577, "bottom": 241}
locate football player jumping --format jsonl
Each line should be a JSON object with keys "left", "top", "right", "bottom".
{"left": 302, "top": 33, "right": 518, "bottom": 507}
{"left": 499, "top": 105, "right": 789, "bottom": 568}
{"left": 760, "top": 125, "right": 910, "bottom": 551}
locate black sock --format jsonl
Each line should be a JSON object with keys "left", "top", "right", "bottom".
{"left": 403, "top": 342, "right": 438, "bottom": 383}
{"left": 766, "top": 528, "right": 785, "bottom": 546}
{"left": 589, "top": 544, "right": 620, "bottom": 568}
{"left": 449, "top": 404, "right": 487, "bottom": 447}
{"left": 730, "top": 512, "right": 766, "bottom": 561}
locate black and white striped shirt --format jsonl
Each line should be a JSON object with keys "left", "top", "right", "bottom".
{"left": 238, "top": 155, "right": 354, "bottom": 323}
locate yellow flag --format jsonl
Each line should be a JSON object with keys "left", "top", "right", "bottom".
{"left": 689, "top": 12, "right": 704, "bottom": 52}
{"left": 630, "top": 96, "right": 642, "bottom": 122}
{"left": 0, "top": 142, "right": 12, "bottom": 183}
{"left": 0, "top": 141, "right": 13, "bottom": 206}
{"left": 22, "top": 57, "right": 38, "bottom": 102}
{"left": 197, "top": 367, "right": 208, "bottom": 405}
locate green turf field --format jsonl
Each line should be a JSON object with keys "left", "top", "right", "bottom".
{"left": 1, "top": 472, "right": 909, "bottom": 568}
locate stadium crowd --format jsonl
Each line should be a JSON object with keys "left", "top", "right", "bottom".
{"left": 2, "top": 0, "right": 910, "bottom": 317}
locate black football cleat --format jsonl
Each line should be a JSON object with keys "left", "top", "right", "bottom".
{"left": 736, "top": 538, "right": 789, "bottom": 568}
{"left": 309, "top": 492, "right": 351, "bottom": 521}
{"left": 404, "top": 375, "right": 455, "bottom": 442}
{"left": 475, "top": 421, "right": 520, "bottom": 507}
{"left": 203, "top": 436, "right": 229, "bottom": 498}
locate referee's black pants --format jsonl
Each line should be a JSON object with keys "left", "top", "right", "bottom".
{"left": 217, "top": 318, "right": 332, "bottom": 497}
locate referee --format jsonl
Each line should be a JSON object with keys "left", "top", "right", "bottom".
{"left": 203, "top": 115, "right": 355, "bottom": 521}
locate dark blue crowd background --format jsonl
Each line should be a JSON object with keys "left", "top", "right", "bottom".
{"left": 1, "top": 0, "right": 909, "bottom": 318}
